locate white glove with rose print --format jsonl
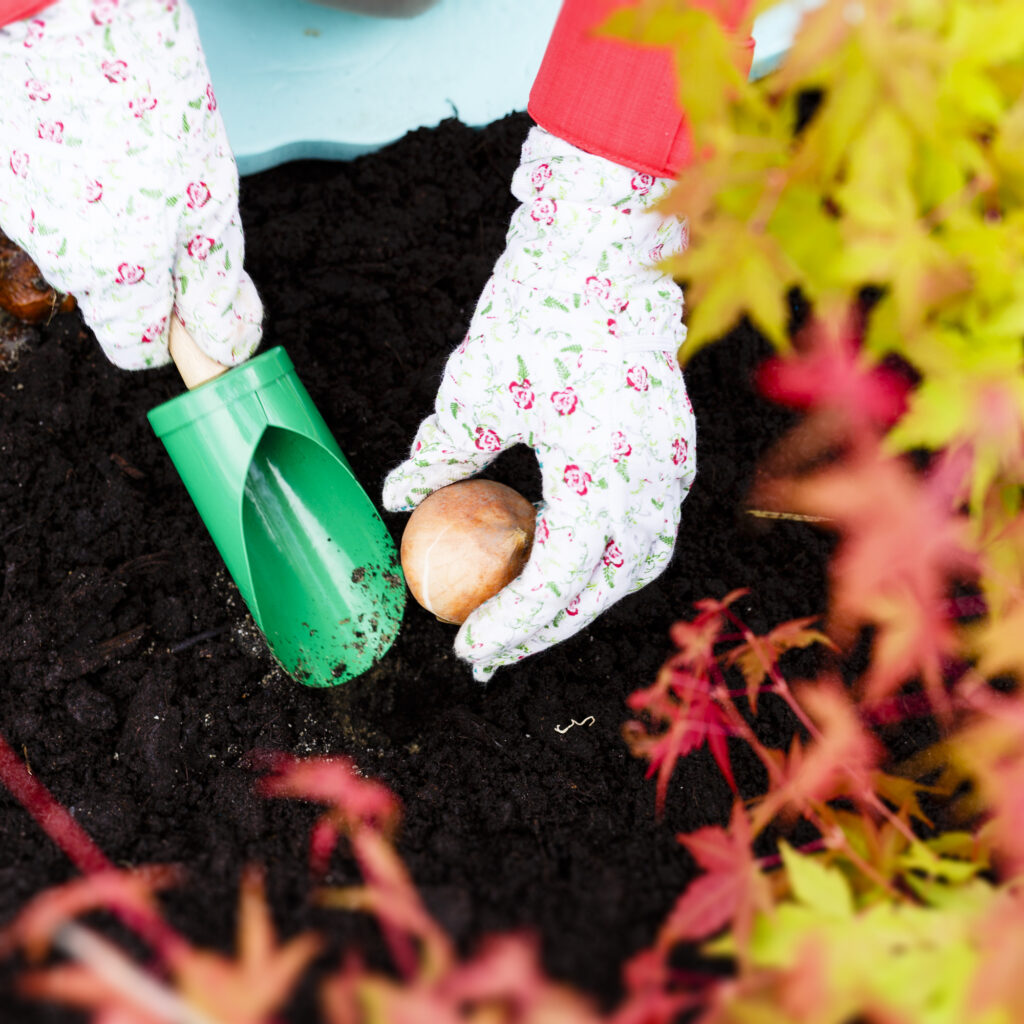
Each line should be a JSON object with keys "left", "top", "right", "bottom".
{"left": 0, "top": 0, "right": 261, "bottom": 369}
{"left": 383, "top": 126, "right": 697, "bottom": 682}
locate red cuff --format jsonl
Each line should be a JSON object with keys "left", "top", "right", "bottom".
{"left": 0, "top": 0, "right": 55, "bottom": 27}
{"left": 528, "top": 0, "right": 753, "bottom": 179}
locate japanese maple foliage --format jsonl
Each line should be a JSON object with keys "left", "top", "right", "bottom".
{"left": 609, "top": 0, "right": 1024, "bottom": 1020}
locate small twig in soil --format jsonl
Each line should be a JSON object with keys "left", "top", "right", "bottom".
{"left": 109, "top": 453, "right": 146, "bottom": 480}
{"left": 554, "top": 716, "right": 595, "bottom": 734}
{"left": 114, "top": 551, "right": 170, "bottom": 577}
{"left": 168, "top": 627, "right": 227, "bottom": 655}
{"left": 746, "top": 508, "right": 834, "bottom": 523}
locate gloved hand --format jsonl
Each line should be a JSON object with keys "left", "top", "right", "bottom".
{"left": 383, "top": 126, "right": 696, "bottom": 681}
{"left": 0, "top": 0, "right": 261, "bottom": 370}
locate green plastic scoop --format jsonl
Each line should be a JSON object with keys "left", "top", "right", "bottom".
{"left": 147, "top": 326, "right": 404, "bottom": 686}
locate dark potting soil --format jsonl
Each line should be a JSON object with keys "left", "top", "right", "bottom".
{"left": 0, "top": 113, "right": 836, "bottom": 1021}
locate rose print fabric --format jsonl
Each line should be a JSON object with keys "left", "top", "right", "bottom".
{"left": 383, "top": 126, "right": 696, "bottom": 681}
{"left": 0, "top": 0, "right": 261, "bottom": 369}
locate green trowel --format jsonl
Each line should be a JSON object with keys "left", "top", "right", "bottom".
{"left": 147, "top": 318, "right": 404, "bottom": 686}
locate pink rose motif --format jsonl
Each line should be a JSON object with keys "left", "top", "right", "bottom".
{"left": 585, "top": 276, "right": 611, "bottom": 302}
{"left": 130, "top": 96, "right": 157, "bottom": 118}
{"left": 530, "top": 196, "right": 557, "bottom": 226}
{"left": 612, "top": 296, "right": 630, "bottom": 314}
{"left": 607, "top": 318, "right": 618, "bottom": 337}
{"left": 23, "top": 19, "right": 45, "bottom": 47}
{"left": 530, "top": 163, "right": 552, "bottom": 191}
{"left": 672, "top": 437, "right": 690, "bottom": 466}
{"left": 603, "top": 540, "right": 625, "bottom": 568}
{"left": 206, "top": 84, "right": 217, "bottom": 112}
{"left": 28, "top": 208, "right": 36, "bottom": 235}
{"left": 508, "top": 379, "right": 535, "bottom": 410}
{"left": 84, "top": 180, "right": 103, "bottom": 203}
{"left": 187, "top": 234, "right": 214, "bottom": 260}
{"left": 25, "top": 79, "right": 50, "bottom": 101}
{"left": 611, "top": 431, "right": 631, "bottom": 462}
{"left": 102, "top": 59, "right": 128, "bottom": 83}
{"left": 535, "top": 518, "right": 550, "bottom": 545}
{"left": 141, "top": 317, "right": 167, "bottom": 345}
{"left": 116, "top": 263, "right": 146, "bottom": 285}
{"left": 37, "top": 120, "right": 63, "bottom": 144}
{"left": 631, "top": 173, "right": 655, "bottom": 195}
{"left": 10, "top": 151, "right": 29, "bottom": 178}
{"left": 626, "top": 365, "right": 649, "bottom": 392}
{"left": 550, "top": 388, "right": 578, "bottom": 416}
{"left": 474, "top": 426, "right": 501, "bottom": 452}
{"left": 565, "top": 594, "right": 581, "bottom": 616}
{"left": 91, "top": 1, "right": 118, "bottom": 26}
{"left": 648, "top": 243, "right": 665, "bottom": 264}
{"left": 186, "top": 181, "right": 211, "bottom": 210}
{"left": 563, "top": 464, "right": 592, "bottom": 496}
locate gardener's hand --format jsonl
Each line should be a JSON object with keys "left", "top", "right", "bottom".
{"left": 0, "top": 0, "right": 261, "bottom": 370}
{"left": 383, "top": 127, "right": 696, "bottom": 681}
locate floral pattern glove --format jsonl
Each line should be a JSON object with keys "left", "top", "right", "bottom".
{"left": 0, "top": 0, "right": 261, "bottom": 369}
{"left": 383, "top": 126, "right": 697, "bottom": 682}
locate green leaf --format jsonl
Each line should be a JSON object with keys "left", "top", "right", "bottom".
{"left": 554, "top": 358, "right": 570, "bottom": 382}
{"left": 898, "top": 841, "right": 983, "bottom": 885}
{"left": 542, "top": 296, "right": 569, "bottom": 313}
{"left": 779, "top": 842, "right": 853, "bottom": 918}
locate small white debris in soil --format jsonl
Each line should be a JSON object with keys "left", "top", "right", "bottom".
{"left": 554, "top": 716, "right": 596, "bottom": 734}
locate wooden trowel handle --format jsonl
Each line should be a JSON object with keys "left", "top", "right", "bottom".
{"left": 168, "top": 315, "right": 230, "bottom": 390}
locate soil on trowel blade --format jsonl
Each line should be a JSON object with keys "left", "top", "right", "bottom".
{"left": 0, "top": 113, "right": 833, "bottom": 1020}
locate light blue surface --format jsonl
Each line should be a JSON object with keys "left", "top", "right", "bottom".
{"left": 191, "top": 0, "right": 813, "bottom": 176}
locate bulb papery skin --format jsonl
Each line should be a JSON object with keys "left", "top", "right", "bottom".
{"left": 400, "top": 480, "right": 536, "bottom": 625}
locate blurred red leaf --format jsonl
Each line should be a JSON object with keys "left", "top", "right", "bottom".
{"left": 758, "top": 313, "right": 910, "bottom": 435}
{"left": 751, "top": 680, "right": 885, "bottom": 830}
{"left": 17, "top": 962, "right": 166, "bottom": 1024}
{"left": 172, "top": 865, "right": 322, "bottom": 1024}
{"left": 661, "top": 802, "right": 771, "bottom": 952}
{"left": 1, "top": 866, "right": 180, "bottom": 963}
{"left": 257, "top": 753, "right": 401, "bottom": 876}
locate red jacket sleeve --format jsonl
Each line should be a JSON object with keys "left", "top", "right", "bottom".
{"left": 0, "top": 0, "right": 54, "bottom": 27}
{"left": 528, "top": 0, "right": 754, "bottom": 179}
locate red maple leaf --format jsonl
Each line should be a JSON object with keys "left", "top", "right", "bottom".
{"left": 758, "top": 445, "right": 976, "bottom": 711}
{"left": 624, "top": 664, "right": 740, "bottom": 817}
{"left": 659, "top": 802, "right": 771, "bottom": 954}
{"left": 758, "top": 311, "right": 910, "bottom": 436}
{"left": 255, "top": 752, "right": 401, "bottom": 874}
{"left": 751, "top": 680, "right": 885, "bottom": 830}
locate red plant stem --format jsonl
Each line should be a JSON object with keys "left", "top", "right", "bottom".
{"left": 720, "top": 609, "right": 921, "bottom": 847}
{"left": 0, "top": 735, "right": 112, "bottom": 875}
{"left": 0, "top": 734, "right": 184, "bottom": 961}
{"left": 351, "top": 831, "right": 420, "bottom": 983}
